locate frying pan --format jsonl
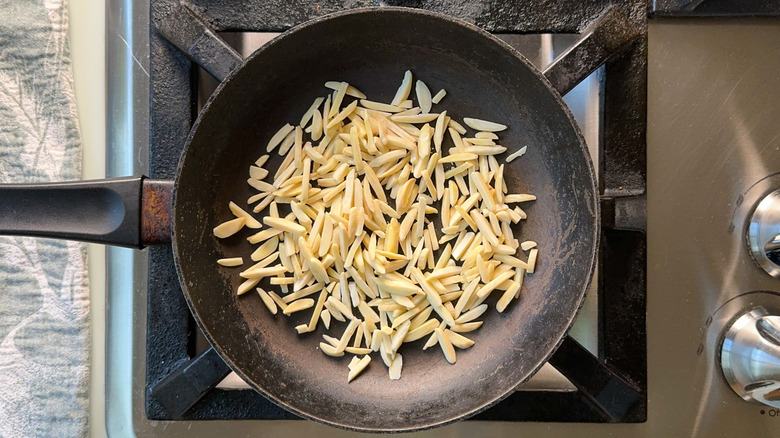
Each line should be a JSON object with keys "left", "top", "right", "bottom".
{"left": 0, "top": 7, "right": 598, "bottom": 432}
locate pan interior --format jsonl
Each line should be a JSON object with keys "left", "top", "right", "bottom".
{"left": 173, "top": 8, "right": 597, "bottom": 432}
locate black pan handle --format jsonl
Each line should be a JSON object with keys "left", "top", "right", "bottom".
{"left": 0, "top": 176, "right": 173, "bottom": 248}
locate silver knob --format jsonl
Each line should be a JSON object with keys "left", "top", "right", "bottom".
{"left": 748, "top": 189, "right": 780, "bottom": 278}
{"left": 721, "top": 307, "right": 780, "bottom": 407}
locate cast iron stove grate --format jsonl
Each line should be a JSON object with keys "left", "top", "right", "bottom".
{"left": 144, "top": 0, "right": 647, "bottom": 424}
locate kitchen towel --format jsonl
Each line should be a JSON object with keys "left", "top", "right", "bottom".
{"left": 0, "top": 0, "right": 90, "bottom": 436}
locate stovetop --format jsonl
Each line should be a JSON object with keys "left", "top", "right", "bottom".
{"left": 144, "top": 0, "right": 647, "bottom": 425}
{"left": 103, "top": 0, "right": 780, "bottom": 436}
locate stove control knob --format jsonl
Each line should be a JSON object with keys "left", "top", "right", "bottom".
{"left": 721, "top": 307, "right": 780, "bottom": 407}
{"left": 748, "top": 189, "right": 780, "bottom": 278}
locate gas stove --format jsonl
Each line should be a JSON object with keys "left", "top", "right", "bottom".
{"left": 102, "top": 0, "right": 780, "bottom": 436}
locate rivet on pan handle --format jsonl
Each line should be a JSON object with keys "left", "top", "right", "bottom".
{"left": 542, "top": 7, "right": 641, "bottom": 96}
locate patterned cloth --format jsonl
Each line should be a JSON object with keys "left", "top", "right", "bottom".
{"left": 0, "top": 0, "right": 90, "bottom": 436}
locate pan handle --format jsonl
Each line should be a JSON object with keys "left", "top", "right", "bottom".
{"left": 0, "top": 176, "right": 173, "bottom": 248}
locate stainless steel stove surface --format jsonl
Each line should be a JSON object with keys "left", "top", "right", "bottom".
{"left": 103, "top": 0, "right": 780, "bottom": 436}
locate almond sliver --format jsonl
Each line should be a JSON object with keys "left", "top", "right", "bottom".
{"left": 462, "top": 117, "right": 507, "bottom": 132}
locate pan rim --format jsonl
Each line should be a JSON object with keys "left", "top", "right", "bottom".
{"left": 171, "top": 6, "right": 600, "bottom": 433}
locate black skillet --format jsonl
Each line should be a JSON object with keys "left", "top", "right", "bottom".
{"left": 0, "top": 8, "right": 598, "bottom": 432}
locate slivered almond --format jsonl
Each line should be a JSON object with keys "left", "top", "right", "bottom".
{"left": 320, "top": 342, "right": 344, "bottom": 357}
{"left": 390, "top": 113, "right": 440, "bottom": 124}
{"left": 320, "top": 309, "right": 331, "bottom": 329}
{"left": 455, "top": 303, "right": 488, "bottom": 324}
{"left": 327, "top": 100, "right": 359, "bottom": 129}
{"left": 448, "top": 119, "right": 467, "bottom": 134}
{"left": 277, "top": 128, "right": 297, "bottom": 156}
{"left": 475, "top": 131, "right": 498, "bottom": 140}
{"left": 527, "top": 248, "right": 539, "bottom": 273}
{"left": 375, "top": 277, "right": 420, "bottom": 296}
{"left": 433, "top": 111, "right": 447, "bottom": 152}
{"left": 494, "top": 253, "right": 530, "bottom": 270}
{"left": 409, "top": 306, "right": 434, "bottom": 329}
{"left": 415, "top": 80, "right": 432, "bottom": 113}
{"left": 370, "top": 149, "right": 406, "bottom": 167}
{"left": 464, "top": 137, "right": 497, "bottom": 146}
{"left": 438, "top": 153, "right": 478, "bottom": 164}
{"left": 462, "top": 117, "right": 507, "bottom": 132}
{"left": 391, "top": 321, "right": 411, "bottom": 352}
{"left": 475, "top": 271, "right": 515, "bottom": 298}
{"left": 327, "top": 296, "right": 354, "bottom": 320}
{"left": 347, "top": 346, "right": 373, "bottom": 356}
{"left": 431, "top": 89, "right": 446, "bottom": 104}
{"left": 263, "top": 216, "right": 306, "bottom": 235}
{"left": 404, "top": 318, "right": 438, "bottom": 342}
{"left": 283, "top": 298, "right": 315, "bottom": 315}
{"left": 329, "top": 81, "right": 348, "bottom": 118}
{"left": 239, "top": 265, "right": 287, "bottom": 279}
{"left": 506, "top": 146, "right": 527, "bottom": 162}
{"left": 360, "top": 99, "right": 404, "bottom": 113}
{"left": 213, "top": 217, "right": 245, "bottom": 238}
{"left": 217, "top": 257, "right": 243, "bottom": 267}
{"left": 469, "top": 211, "right": 499, "bottom": 247}
{"left": 256, "top": 288, "right": 278, "bottom": 315}
{"left": 504, "top": 194, "right": 537, "bottom": 203}
{"left": 391, "top": 70, "right": 413, "bottom": 106}
{"left": 496, "top": 281, "right": 521, "bottom": 313}
{"left": 248, "top": 178, "right": 276, "bottom": 193}
{"left": 266, "top": 123, "right": 294, "bottom": 152}
{"left": 450, "top": 321, "right": 483, "bottom": 333}
{"left": 395, "top": 107, "right": 421, "bottom": 117}
{"left": 300, "top": 96, "right": 325, "bottom": 128}
{"left": 435, "top": 328, "right": 456, "bottom": 364}
{"left": 249, "top": 166, "right": 268, "bottom": 180}
{"left": 247, "top": 228, "right": 282, "bottom": 244}
{"left": 236, "top": 278, "right": 260, "bottom": 295}
{"left": 389, "top": 354, "right": 403, "bottom": 380}
{"left": 337, "top": 319, "right": 361, "bottom": 353}
{"left": 255, "top": 154, "right": 270, "bottom": 167}
{"left": 444, "top": 162, "right": 473, "bottom": 179}
{"left": 423, "top": 322, "right": 446, "bottom": 350}
{"left": 465, "top": 145, "right": 507, "bottom": 155}
{"left": 445, "top": 330, "right": 475, "bottom": 349}
{"left": 311, "top": 109, "right": 323, "bottom": 141}
{"left": 228, "top": 201, "right": 262, "bottom": 229}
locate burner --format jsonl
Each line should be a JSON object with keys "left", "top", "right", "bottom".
{"left": 142, "top": 0, "right": 647, "bottom": 424}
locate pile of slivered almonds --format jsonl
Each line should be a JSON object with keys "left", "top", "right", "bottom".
{"left": 213, "top": 71, "right": 538, "bottom": 383}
